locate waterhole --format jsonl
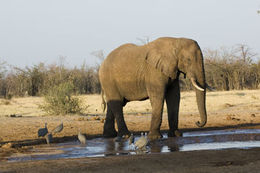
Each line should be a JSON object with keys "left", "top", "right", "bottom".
{"left": 3, "top": 129, "right": 260, "bottom": 162}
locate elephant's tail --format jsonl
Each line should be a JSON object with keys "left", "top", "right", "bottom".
{"left": 101, "top": 89, "right": 106, "bottom": 112}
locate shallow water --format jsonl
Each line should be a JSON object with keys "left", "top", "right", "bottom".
{"left": 4, "top": 129, "right": 260, "bottom": 162}
{"left": 183, "top": 129, "right": 260, "bottom": 137}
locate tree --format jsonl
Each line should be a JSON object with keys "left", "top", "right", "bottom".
{"left": 91, "top": 50, "right": 105, "bottom": 64}
{"left": 0, "top": 60, "right": 7, "bottom": 97}
{"left": 204, "top": 45, "right": 259, "bottom": 90}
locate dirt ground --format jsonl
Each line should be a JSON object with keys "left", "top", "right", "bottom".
{"left": 1, "top": 148, "right": 260, "bottom": 173}
{"left": 1, "top": 90, "right": 260, "bottom": 172}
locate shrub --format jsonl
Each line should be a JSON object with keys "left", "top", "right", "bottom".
{"left": 40, "top": 82, "right": 83, "bottom": 115}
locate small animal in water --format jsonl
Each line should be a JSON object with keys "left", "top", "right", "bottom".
{"left": 45, "top": 133, "right": 53, "bottom": 145}
{"left": 78, "top": 131, "right": 87, "bottom": 144}
{"left": 52, "top": 122, "right": 63, "bottom": 134}
{"left": 134, "top": 132, "right": 148, "bottom": 150}
{"left": 38, "top": 123, "right": 48, "bottom": 137}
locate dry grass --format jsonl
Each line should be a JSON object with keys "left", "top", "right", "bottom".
{"left": 0, "top": 90, "right": 260, "bottom": 116}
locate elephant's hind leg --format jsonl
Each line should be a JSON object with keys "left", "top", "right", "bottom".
{"left": 108, "top": 100, "right": 130, "bottom": 137}
{"left": 103, "top": 105, "right": 117, "bottom": 138}
{"left": 166, "top": 79, "right": 182, "bottom": 137}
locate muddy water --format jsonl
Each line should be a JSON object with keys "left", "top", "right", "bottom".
{"left": 4, "top": 129, "right": 260, "bottom": 162}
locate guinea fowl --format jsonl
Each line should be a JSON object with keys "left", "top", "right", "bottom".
{"left": 38, "top": 123, "right": 48, "bottom": 137}
{"left": 78, "top": 131, "right": 87, "bottom": 144}
{"left": 52, "top": 122, "right": 63, "bottom": 134}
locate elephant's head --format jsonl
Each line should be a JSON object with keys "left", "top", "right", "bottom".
{"left": 146, "top": 37, "right": 207, "bottom": 127}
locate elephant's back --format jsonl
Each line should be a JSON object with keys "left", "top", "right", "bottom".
{"left": 106, "top": 43, "right": 139, "bottom": 62}
{"left": 101, "top": 43, "right": 146, "bottom": 74}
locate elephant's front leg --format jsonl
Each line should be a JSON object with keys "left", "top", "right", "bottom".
{"left": 148, "top": 95, "right": 165, "bottom": 141}
{"left": 108, "top": 100, "right": 130, "bottom": 137}
{"left": 165, "top": 80, "right": 182, "bottom": 137}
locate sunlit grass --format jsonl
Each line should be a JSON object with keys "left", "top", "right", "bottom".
{"left": 0, "top": 89, "right": 260, "bottom": 117}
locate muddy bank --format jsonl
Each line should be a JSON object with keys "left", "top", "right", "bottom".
{"left": 1, "top": 111, "right": 260, "bottom": 143}
{"left": 1, "top": 148, "right": 260, "bottom": 173}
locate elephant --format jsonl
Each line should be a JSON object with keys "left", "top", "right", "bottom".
{"left": 99, "top": 37, "right": 208, "bottom": 140}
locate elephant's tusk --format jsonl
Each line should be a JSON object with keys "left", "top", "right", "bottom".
{"left": 191, "top": 78, "right": 204, "bottom": 91}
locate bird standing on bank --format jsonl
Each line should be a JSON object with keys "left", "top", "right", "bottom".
{"left": 52, "top": 122, "right": 63, "bottom": 134}
{"left": 38, "top": 123, "right": 48, "bottom": 137}
{"left": 78, "top": 131, "right": 87, "bottom": 144}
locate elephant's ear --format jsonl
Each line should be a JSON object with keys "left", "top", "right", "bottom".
{"left": 146, "top": 48, "right": 178, "bottom": 79}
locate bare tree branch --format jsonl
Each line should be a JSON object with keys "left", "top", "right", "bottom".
{"left": 136, "top": 36, "right": 150, "bottom": 45}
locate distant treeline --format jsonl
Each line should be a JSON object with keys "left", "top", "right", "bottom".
{"left": 0, "top": 45, "right": 259, "bottom": 98}
{"left": 181, "top": 45, "right": 260, "bottom": 91}
{"left": 0, "top": 61, "right": 101, "bottom": 98}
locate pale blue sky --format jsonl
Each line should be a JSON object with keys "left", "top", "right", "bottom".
{"left": 0, "top": 0, "right": 259, "bottom": 67}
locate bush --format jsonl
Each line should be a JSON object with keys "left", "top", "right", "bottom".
{"left": 40, "top": 82, "right": 84, "bottom": 115}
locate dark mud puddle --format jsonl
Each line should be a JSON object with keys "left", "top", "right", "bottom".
{"left": 4, "top": 129, "right": 260, "bottom": 162}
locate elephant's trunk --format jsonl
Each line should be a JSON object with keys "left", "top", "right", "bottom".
{"left": 191, "top": 50, "right": 207, "bottom": 127}
{"left": 189, "top": 76, "right": 207, "bottom": 127}
{"left": 195, "top": 87, "right": 207, "bottom": 127}
{"left": 190, "top": 48, "right": 207, "bottom": 127}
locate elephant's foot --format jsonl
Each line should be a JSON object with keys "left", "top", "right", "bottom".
{"left": 103, "top": 129, "right": 117, "bottom": 138}
{"left": 148, "top": 131, "right": 162, "bottom": 141}
{"left": 168, "top": 129, "right": 183, "bottom": 137}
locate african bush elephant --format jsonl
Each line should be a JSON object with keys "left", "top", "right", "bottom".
{"left": 99, "top": 37, "right": 208, "bottom": 140}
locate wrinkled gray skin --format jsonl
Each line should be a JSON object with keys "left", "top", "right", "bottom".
{"left": 99, "top": 37, "right": 207, "bottom": 140}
